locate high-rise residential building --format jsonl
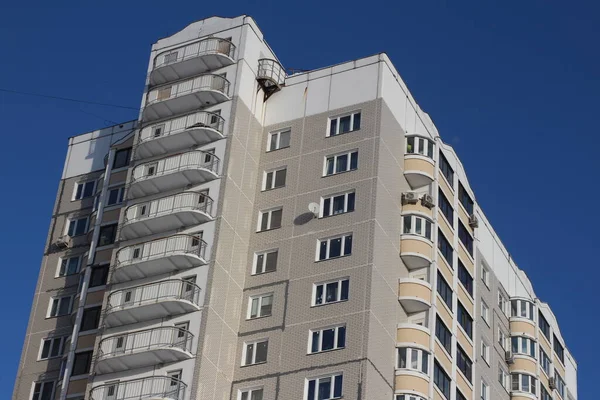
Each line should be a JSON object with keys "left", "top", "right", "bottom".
{"left": 13, "top": 15, "right": 577, "bottom": 400}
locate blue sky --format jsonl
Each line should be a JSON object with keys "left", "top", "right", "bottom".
{"left": 0, "top": 0, "right": 597, "bottom": 397}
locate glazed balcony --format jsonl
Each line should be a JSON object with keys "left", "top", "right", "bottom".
{"left": 143, "top": 74, "right": 230, "bottom": 122}
{"left": 150, "top": 37, "right": 236, "bottom": 86}
{"left": 103, "top": 279, "right": 202, "bottom": 328}
{"left": 398, "top": 278, "right": 432, "bottom": 313}
{"left": 90, "top": 376, "right": 186, "bottom": 400}
{"left": 95, "top": 326, "right": 193, "bottom": 374}
{"left": 113, "top": 234, "right": 208, "bottom": 283}
{"left": 135, "top": 111, "right": 225, "bottom": 160}
{"left": 120, "top": 192, "right": 214, "bottom": 240}
{"left": 127, "top": 151, "right": 220, "bottom": 199}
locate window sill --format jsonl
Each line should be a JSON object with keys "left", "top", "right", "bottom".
{"left": 315, "top": 254, "right": 351, "bottom": 263}
{"left": 320, "top": 210, "right": 355, "bottom": 219}
{"left": 261, "top": 185, "right": 286, "bottom": 192}
{"left": 251, "top": 269, "right": 276, "bottom": 277}
{"left": 266, "top": 145, "right": 290, "bottom": 153}
{"left": 111, "top": 166, "right": 129, "bottom": 174}
{"left": 308, "top": 347, "right": 345, "bottom": 355}
{"left": 322, "top": 168, "right": 358, "bottom": 178}
{"left": 311, "top": 299, "right": 348, "bottom": 308}
{"left": 246, "top": 314, "right": 272, "bottom": 321}
{"left": 79, "top": 329, "right": 99, "bottom": 336}
{"left": 241, "top": 361, "right": 267, "bottom": 368}
{"left": 256, "top": 226, "right": 282, "bottom": 234}
{"left": 326, "top": 128, "right": 361, "bottom": 138}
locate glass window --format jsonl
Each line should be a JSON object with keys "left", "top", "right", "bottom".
{"left": 457, "top": 302, "right": 473, "bottom": 338}
{"left": 511, "top": 373, "right": 537, "bottom": 395}
{"left": 437, "top": 272, "right": 452, "bottom": 310}
{"left": 435, "top": 316, "right": 452, "bottom": 353}
{"left": 97, "top": 224, "right": 118, "bottom": 246}
{"left": 481, "top": 264, "right": 490, "bottom": 287}
{"left": 89, "top": 265, "right": 109, "bottom": 287}
{"left": 248, "top": 294, "right": 273, "bottom": 319}
{"left": 72, "top": 351, "right": 93, "bottom": 375}
{"left": 403, "top": 215, "right": 432, "bottom": 240}
{"left": 498, "top": 292, "right": 508, "bottom": 316}
{"left": 113, "top": 147, "right": 132, "bottom": 169}
{"left": 258, "top": 208, "right": 283, "bottom": 231}
{"left": 67, "top": 216, "right": 88, "bottom": 237}
{"left": 306, "top": 374, "right": 343, "bottom": 400}
{"left": 107, "top": 186, "right": 125, "bottom": 206}
{"left": 455, "top": 390, "right": 467, "bottom": 400}
{"left": 553, "top": 334, "right": 565, "bottom": 364}
{"left": 268, "top": 129, "right": 291, "bottom": 151}
{"left": 433, "top": 361, "right": 451, "bottom": 399}
{"left": 253, "top": 250, "right": 278, "bottom": 274}
{"left": 510, "top": 299, "right": 535, "bottom": 321}
{"left": 243, "top": 340, "right": 268, "bottom": 365}
{"left": 240, "top": 388, "right": 264, "bottom": 400}
{"left": 481, "top": 340, "right": 490, "bottom": 364}
{"left": 397, "top": 347, "right": 429, "bottom": 374}
{"left": 481, "top": 300, "right": 490, "bottom": 325}
{"left": 458, "top": 222, "right": 473, "bottom": 256}
{"left": 318, "top": 234, "right": 352, "bottom": 261}
{"left": 511, "top": 336, "right": 536, "bottom": 358}
{"left": 32, "top": 381, "right": 55, "bottom": 400}
{"left": 328, "top": 112, "right": 361, "bottom": 136}
{"left": 325, "top": 150, "right": 358, "bottom": 176}
{"left": 457, "top": 260, "right": 473, "bottom": 296}
{"left": 554, "top": 373, "right": 565, "bottom": 398}
{"left": 458, "top": 183, "right": 474, "bottom": 215}
{"left": 314, "top": 279, "right": 349, "bottom": 306}
{"left": 539, "top": 311, "right": 550, "bottom": 340}
{"left": 309, "top": 325, "right": 346, "bottom": 353}
{"left": 456, "top": 345, "right": 472, "bottom": 382}
{"left": 39, "top": 337, "right": 65, "bottom": 360}
{"left": 481, "top": 381, "right": 489, "bottom": 400}
{"left": 540, "top": 348, "right": 551, "bottom": 375}
{"left": 322, "top": 192, "right": 355, "bottom": 217}
{"left": 406, "top": 136, "right": 434, "bottom": 159}
{"left": 498, "top": 365, "right": 509, "bottom": 389}
{"left": 438, "top": 189, "right": 454, "bottom": 224}
{"left": 81, "top": 306, "right": 101, "bottom": 331}
{"left": 437, "top": 230, "right": 453, "bottom": 267}
{"left": 58, "top": 256, "right": 81, "bottom": 277}
{"left": 439, "top": 152, "right": 454, "bottom": 185}
{"left": 263, "top": 168, "right": 287, "bottom": 190}
{"left": 74, "top": 181, "right": 95, "bottom": 200}
{"left": 48, "top": 296, "right": 72, "bottom": 317}
{"left": 541, "top": 386, "right": 552, "bottom": 400}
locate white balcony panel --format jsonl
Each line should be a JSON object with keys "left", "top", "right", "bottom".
{"left": 90, "top": 376, "right": 186, "bottom": 400}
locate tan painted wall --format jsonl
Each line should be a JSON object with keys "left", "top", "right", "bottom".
{"left": 402, "top": 202, "right": 433, "bottom": 218}
{"left": 400, "top": 238, "right": 433, "bottom": 259}
{"left": 394, "top": 373, "right": 429, "bottom": 394}
{"left": 398, "top": 281, "right": 432, "bottom": 303}
{"left": 396, "top": 326, "right": 430, "bottom": 348}
{"left": 510, "top": 357, "right": 537, "bottom": 374}
{"left": 510, "top": 320, "right": 536, "bottom": 337}
{"left": 404, "top": 157, "right": 435, "bottom": 177}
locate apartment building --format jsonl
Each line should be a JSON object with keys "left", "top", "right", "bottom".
{"left": 13, "top": 15, "right": 577, "bottom": 400}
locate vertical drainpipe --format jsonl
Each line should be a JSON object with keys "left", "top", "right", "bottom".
{"left": 59, "top": 149, "right": 115, "bottom": 400}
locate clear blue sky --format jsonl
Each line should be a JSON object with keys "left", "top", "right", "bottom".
{"left": 0, "top": 0, "right": 596, "bottom": 397}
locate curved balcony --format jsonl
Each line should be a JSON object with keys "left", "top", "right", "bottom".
{"left": 113, "top": 234, "right": 208, "bottom": 283}
{"left": 400, "top": 236, "right": 433, "bottom": 270}
{"left": 143, "top": 74, "right": 230, "bottom": 122}
{"left": 398, "top": 278, "right": 432, "bottom": 313}
{"left": 150, "top": 37, "right": 236, "bottom": 86}
{"left": 257, "top": 58, "right": 285, "bottom": 99}
{"left": 509, "top": 318, "right": 536, "bottom": 337}
{"left": 397, "top": 323, "right": 431, "bottom": 348}
{"left": 128, "top": 151, "right": 220, "bottom": 199}
{"left": 103, "top": 279, "right": 202, "bottom": 328}
{"left": 509, "top": 356, "right": 537, "bottom": 375}
{"left": 135, "top": 111, "right": 226, "bottom": 160}
{"left": 90, "top": 376, "right": 187, "bottom": 400}
{"left": 95, "top": 326, "right": 194, "bottom": 374}
{"left": 404, "top": 155, "right": 434, "bottom": 189}
{"left": 120, "top": 192, "right": 214, "bottom": 240}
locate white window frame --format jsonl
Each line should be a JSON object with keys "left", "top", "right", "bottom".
{"left": 316, "top": 233, "right": 352, "bottom": 261}
{"left": 481, "top": 300, "right": 490, "bottom": 325}
{"left": 247, "top": 293, "right": 273, "bottom": 319}
{"left": 262, "top": 167, "right": 287, "bottom": 190}
{"left": 107, "top": 186, "right": 126, "bottom": 206}
{"left": 308, "top": 325, "right": 346, "bottom": 354}
{"left": 511, "top": 335, "right": 536, "bottom": 358}
{"left": 397, "top": 347, "right": 429, "bottom": 374}
{"left": 31, "top": 380, "right": 55, "bottom": 400}
{"left": 481, "top": 380, "right": 489, "bottom": 400}
{"left": 511, "top": 299, "right": 535, "bottom": 321}
{"left": 540, "top": 348, "right": 552, "bottom": 376}
{"left": 238, "top": 387, "right": 264, "bottom": 400}
{"left": 320, "top": 191, "right": 355, "bottom": 217}
{"left": 57, "top": 255, "right": 82, "bottom": 277}
{"left": 498, "top": 292, "right": 508, "bottom": 316}
{"left": 38, "top": 336, "right": 66, "bottom": 360}
{"left": 312, "top": 278, "right": 349, "bottom": 306}
{"left": 511, "top": 373, "right": 537, "bottom": 395}
{"left": 253, "top": 249, "right": 278, "bottom": 275}
{"left": 323, "top": 150, "right": 358, "bottom": 176}
{"left": 402, "top": 214, "right": 433, "bottom": 240}
{"left": 481, "top": 263, "right": 490, "bottom": 287}
{"left": 327, "top": 111, "right": 361, "bottom": 137}
{"left": 498, "top": 328, "right": 507, "bottom": 350}
{"left": 47, "top": 295, "right": 74, "bottom": 318}
{"left": 395, "top": 395, "right": 427, "bottom": 400}
{"left": 267, "top": 129, "right": 290, "bottom": 152}
{"left": 498, "top": 365, "right": 509, "bottom": 390}
{"left": 305, "top": 373, "right": 343, "bottom": 400}
{"left": 242, "top": 339, "right": 268, "bottom": 366}
{"left": 481, "top": 340, "right": 490, "bottom": 365}
{"left": 257, "top": 208, "right": 283, "bottom": 232}
{"left": 73, "top": 180, "right": 96, "bottom": 201}
{"left": 406, "top": 135, "right": 435, "bottom": 159}
{"left": 554, "top": 372, "right": 565, "bottom": 398}
{"left": 66, "top": 216, "right": 89, "bottom": 237}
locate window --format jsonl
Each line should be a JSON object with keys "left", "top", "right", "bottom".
{"left": 396, "top": 395, "right": 426, "bottom": 400}
{"left": 309, "top": 325, "right": 346, "bottom": 353}
{"left": 263, "top": 168, "right": 287, "bottom": 190}
{"left": 321, "top": 191, "right": 355, "bottom": 217}
{"left": 498, "top": 328, "right": 507, "bottom": 350}
{"left": 481, "top": 300, "right": 489, "bottom": 325}
{"left": 481, "top": 340, "right": 490, "bottom": 364}
{"left": 306, "top": 374, "right": 343, "bottom": 400}
{"left": 435, "top": 316, "right": 452, "bottom": 354}
{"left": 438, "top": 189, "right": 453, "bottom": 224}
{"left": 167, "top": 370, "right": 182, "bottom": 387}
{"left": 240, "top": 388, "right": 264, "bottom": 400}
{"left": 268, "top": 129, "right": 290, "bottom": 151}
{"left": 89, "top": 265, "right": 109, "bottom": 287}
{"left": 253, "top": 250, "right": 278, "bottom": 275}
{"left": 458, "top": 222, "right": 473, "bottom": 256}
{"left": 257, "top": 208, "right": 282, "bottom": 232}
{"left": 107, "top": 186, "right": 125, "bottom": 206}
{"left": 48, "top": 295, "right": 73, "bottom": 317}
{"left": 74, "top": 181, "right": 95, "bottom": 200}
{"left": 439, "top": 152, "right": 454, "bottom": 185}
{"left": 457, "top": 302, "right": 473, "bottom": 338}
{"left": 481, "top": 264, "right": 489, "bottom": 288}
{"left": 31, "top": 381, "right": 55, "bottom": 400}
{"left": 164, "top": 51, "right": 178, "bottom": 64}
{"left": 437, "top": 230, "right": 453, "bottom": 267}
{"left": 72, "top": 351, "right": 93, "bottom": 376}
{"left": 328, "top": 112, "right": 361, "bottom": 136}
{"left": 511, "top": 299, "right": 535, "bottom": 321}
{"left": 153, "top": 124, "right": 165, "bottom": 138}
{"left": 458, "top": 260, "right": 473, "bottom": 296}
{"left": 317, "top": 234, "right": 352, "bottom": 261}
{"left": 455, "top": 390, "right": 467, "bottom": 400}
{"left": 81, "top": 306, "right": 101, "bottom": 331}
{"left": 67, "top": 216, "right": 88, "bottom": 236}
{"left": 406, "top": 136, "right": 434, "bottom": 159}
{"left": 554, "top": 372, "right": 565, "bottom": 398}
{"left": 397, "top": 347, "right": 429, "bottom": 374}
{"left": 511, "top": 336, "right": 536, "bottom": 358}
{"left": 248, "top": 294, "right": 273, "bottom": 319}
{"left": 39, "top": 336, "right": 65, "bottom": 360}
{"left": 313, "top": 278, "right": 349, "bottom": 305}
{"left": 498, "top": 365, "right": 509, "bottom": 390}
{"left": 145, "top": 162, "right": 158, "bottom": 176}
{"left": 324, "top": 150, "right": 358, "bottom": 176}
{"left": 539, "top": 311, "right": 550, "bottom": 340}
{"left": 436, "top": 272, "right": 452, "bottom": 310}
{"left": 58, "top": 256, "right": 81, "bottom": 277}
{"left": 540, "top": 348, "right": 551, "bottom": 375}
{"left": 456, "top": 345, "right": 472, "bottom": 382}
{"left": 98, "top": 224, "right": 118, "bottom": 246}
{"left": 481, "top": 381, "right": 489, "bottom": 400}
{"left": 458, "top": 183, "right": 474, "bottom": 215}
{"left": 498, "top": 292, "right": 508, "bottom": 316}
{"left": 511, "top": 373, "right": 537, "bottom": 395}
{"left": 433, "top": 361, "right": 450, "bottom": 399}
{"left": 541, "top": 386, "right": 552, "bottom": 400}
{"left": 553, "top": 334, "right": 565, "bottom": 364}
{"left": 157, "top": 86, "right": 172, "bottom": 101}
{"left": 113, "top": 147, "right": 132, "bottom": 169}
{"left": 243, "top": 340, "right": 268, "bottom": 365}
{"left": 403, "top": 215, "right": 432, "bottom": 240}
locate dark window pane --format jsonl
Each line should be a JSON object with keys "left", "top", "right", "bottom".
{"left": 255, "top": 341, "right": 268, "bottom": 363}
{"left": 312, "top": 331, "right": 320, "bottom": 353}
{"left": 329, "top": 238, "right": 342, "bottom": 258}
{"left": 323, "top": 198, "right": 331, "bottom": 217}
{"left": 81, "top": 306, "right": 101, "bottom": 331}
{"left": 347, "top": 192, "right": 355, "bottom": 212}
{"left": 350, "top": 152, "right": 358, "bottom": 170}
{"left": 72, "top": 351, "right": 92, "bottom": 375}
{"left": 274, "top": 169, "right": 286, "bottom": 187}
{"left": 319, "top": 241, "right": 328, "bottom": 260}
{"left": 265, "top": 251, "right": 277, "bottom": 272}
{"left": 353, "top": 113, "right": 361, "bottom": 130}
{"left": 40, "top": 383, "right": 54, "bottom": 400}
{"left": 332, "top": 195, "right": 345, "bottom": 214}
{"left": 329, "top": 119, "right": 337, "bottom": 136}
{"left": 98, "top": 224, "right": 117, "bottom": 246}
{"left": 41, "top": 340, "right": 51, "bottom": 359}
{"left": 326, "top": 158, "right": 335, "bottom": 175}
{"left": 308, "top": 380, "right": 316, "bottom": 400}
{"left": 113, "top": 148, "right": 132, "bottom": 169}
{"left": 83, "top": 181, "right": 95, "bottom": 198}
{"left": 337, "top": 327, "right": 346, "bottom": 348}
{"left": 340, "top": 280, "right": 349, "bottom": 300}
{"left": 318, "top": 377, "right": 331, "bottom": 400}
{"left": 326, "top": 282, "right": 338, "bottom": 302}
{"left": 344, "top": 235, "right": 352, "bottom": 255}
{"left": 50, "top": 339, "right": 62, "bottom": 357}
{"left": 90, "top": 265, "right": 109, "bottom": 287}
{"left": 333, "top": 375, "right": 343, "bottom": 397}
{"left": 339, "top": 115, "right": 351, "bottom": 133}
{"left": 270, "top": 209, "right": 282, "bottom": 229}
{"left": 336, "top": 154, "right": 347, "bottom": 173}
{"left": 315, "top": 285, "right": 324, "bottom": 305}
{"left": 322, "top": 329, "right": 335, "bottom": 351}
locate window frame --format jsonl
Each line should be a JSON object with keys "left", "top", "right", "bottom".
{"left": 457, "top": 301, "right": 473, "bottom": 338}
{"left": 481, "top": 380, "right": 489, "bottom": 400}
{"left": 433, "top": 361, "right": 451, "bottom": 399}
{"left": 510, "top": 299, "right": 535, "bottom": 321}
{"left": 439, "top": 152, "right": 454, "bottom": 187}
{"left": 267, "top": 129, "right": 291, "bottom": 152}
{"left": 89, "top": 264, "right": 109, "bottom": 288}
{"left": 262, "top": 167, "right": 287, "bottom": 191}
{"left": 511, "top": 373, "right": 537, "bottom": 395}
{"left": 438, "top": 188, "right": 454, "bottom": 225}
{"left": 324, "top": 150, "right": 359, "bottom": 176}
{"left": 253, "top": 249, "right": 278, "bottom": 275}
{"left": 436, "top": 272, "right": 453, "bottom": 310}
{"left": 538, "top": 311, "right": 551, "bottom": 340}
{"left": 57, "top": 255, "right": 82, "bottom": 277}
{"left": 38, "top": 336, "right": 66, "bottom": 360}
{"left": 31, "top": 380, "right": 55, "bottom": 400}
{"left": 113, "top": 147, "right": 132, "bottom": 169}
{"left": 406, "top": 135, "right": 434, "bottom": 159}
{"left": 308, "top": 324, "right": 346, "bottom": 354}
{"left": 458, "top": 221, "right": 474, "bottom": 257}
{"left": 242, "top": 339, "right": 269, "bottom": 366}
{"left": 458, "top": 182, "right": 474, "bottom": 215}
{"left": 437, "top": 229, "right": 453, "bottom": 267}
{"left": 316, "top": 233, "right": 353, "bottom": 261}
{"left": 511, "top": 335, "right": 536, "bottom": 358}
{"left": 481, "top": 339, "right": 490, "bottom": 365}
{"left": 106, "top": 186, "right": 126, "bottom": 206}
{"left": 553, "top": 334, "right": 565, "bottom": 365}
{"left": 97, "top": 223, "right": 118, "bottom": 247}
{"left": 73, "top": 180, "right": 96, "bottom": 201}
{"left": 456, "top": 344, "right": 473, "bottom": 382}
{"left": 457, "top": 260, "right": 473, "bottom": 297}
{"left": 72, "top": 350, "right": 93, "bottom": 376}
{"left": 402, "top": 214, "right": 433, "bottom": 240}
{"left": 47, "top": 295, "right": 74, "bottom": 318}
{"left": 238, "top": 388, "right": 264, "bottom": 400}
{"left": 498, "top": 364, "right": 509, "bottom": 391}
{"left": 321, "top": 191, "right": 356, "bottom": 218}
{"left": 257, "top": 207, "right": 283, "bottom": 232}
{"left": 540, "top": 348, "right": 552, "bottom": 376}
{"left": 313, "top": 278, "right": 349, "bottom": 306}
{"left": 327, "top": 111, "right": 361, "bottom": 137}
{"left": 305, "top": 373, "right": 343, "bottom": 400}
{"left": 81, "top": 306, "right": 102, "bottom": 332}
{"left": 435, "top": 316, "right": 452, "bottom": 354}
{"left": 396, "top": 347, "right": 430, "bottom": 374}
{"left": 66, "top": 216, "right": 89, "bottom": 237}
{"left": 247, "top": 293, "right": 273, "bottom": 319}
{"left": 481, "top": 300, "right": 490, "bottom": 326}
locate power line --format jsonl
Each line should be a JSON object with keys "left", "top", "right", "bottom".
{"left": 0, "top": 87, "right": 139, "bottom": 110}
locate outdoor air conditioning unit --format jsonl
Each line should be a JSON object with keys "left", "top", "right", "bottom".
{"left": 421, "top": 194, "right": 435, "bottom": 209}
{"left": 401, "top": 192, "right": 419, "bottom": 205}
{"left": 549, "top": 377, "right": 557, "bottom": 391}
{"left": 55, "top": 235, "right": 70, "bottom": 249}
{"left": 469, "top": 213, "right": 479, "bottom": 228}
{"left": 504, "top": 350, "right": 514, "bottom": 364}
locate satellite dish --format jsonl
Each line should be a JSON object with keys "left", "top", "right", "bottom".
{"left": 308, "top": 202, "right": 320, "bottom": 217}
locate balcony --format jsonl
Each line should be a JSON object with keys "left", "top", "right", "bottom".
{"left": 404, "top": 154, "right": 434, "bottom": 189}
{"left": 103, "top": 279, "right": 202, "bottom": 328}
{"left": 257, "top": 58, "right": 285, "bottom": 99}
{"left": 113, "top": 234, "right": 208, "bottom": 283}
{"left": 400, "top": 236, "right": 433, "bottom": 270}
{"left": 90, "top": 376, "right": 186, "bottom": 400}
{"left": 135, "top": 111, "right": 226, "bottom": 160}
{"left": 143, "top": 74, "right": 230, "bottom": 122}
{"left": 398, "top": 278, "right": 432, "bottom": 313}
{"left": 120, "top": 192, "right": 214, "bottom": 240}
{"left": 150, "top": 37, "right": 236, "bottom": 86}
{"left": 127, "top": 151, "right": 220, "bottom": 199}
{"left": 95, "top": 326, "right": 193, "bottom": 374}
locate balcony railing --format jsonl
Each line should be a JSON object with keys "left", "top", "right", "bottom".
{"left": 97, "top": 326, "right": 193, "bottom": 360}
{"left": 138, "top": 111, "right": 225, "bottom": 146}
{"left": 106, "top": 279, "right": 201, "bottom": 314}
{"left": 116, "top": 234, "right": 207, "bottom": 268}
{"left": 123, "top": 192, "right": 214, "bottom": 226}
{"left": 257, "top": 58, "right": 286, "bottom": 86}
{"left": 90, "top": 376, "right": 186, "bottom": 400}
{"left": 146, "top": 74, "right": 230, "bottom": 106}
{"left": 130, "top": 150, "right": 220, "bottom": 185}
{"left": 154, "top": 37, "right": 235, "bottom": 70}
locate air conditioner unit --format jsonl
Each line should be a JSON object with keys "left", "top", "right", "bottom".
{"left": 504, "top": 350, "right": 514, "bottom": 364}
{"left": 55, "top": 235, "right": 70, "bottom": 249}
{"left": 421, "top": 194, "right": 435, "bottom": 209}
{"left": 401, "top": 192, "right": 419, "bottom": 205}
{"left": 549, "top": 377, "right": 556, "bottom": 390}
{"left": 469, "top": 213, "right": 479, "bottom": 228}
